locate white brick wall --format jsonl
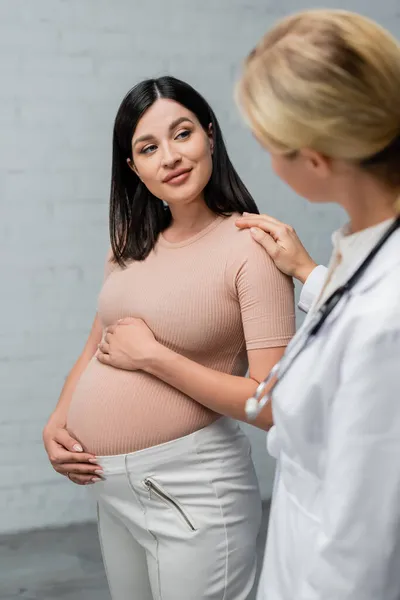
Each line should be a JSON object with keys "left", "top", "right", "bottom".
{"left": 1, "top": 0, "right": 399, "bottom": 533}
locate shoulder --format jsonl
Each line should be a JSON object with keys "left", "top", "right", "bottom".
{"left": 103, "top": 247, "right": 122, "bottom": 281}
{"left": 222, "top": 214, "right": 294, "bottom": 298}
{"left": 219, "top": 213, "right": 252, "bottom": 242}
{"left": 220, "top": 213, "right": 271, "bottom": 263}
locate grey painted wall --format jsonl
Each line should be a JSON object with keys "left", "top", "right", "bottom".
{"left": 1, "top": 0, "right": 398, "bottom": 533}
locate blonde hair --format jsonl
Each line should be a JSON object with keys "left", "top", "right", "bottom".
{"left": 237, "top": 9, "right": 400, "bottom": 210}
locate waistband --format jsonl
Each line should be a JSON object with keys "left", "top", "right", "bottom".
{"left": 96, "top": 417, "right": 241, "bottom": 476}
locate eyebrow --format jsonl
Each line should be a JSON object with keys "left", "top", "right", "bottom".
{"left": 133, "top": 117, "right": 195, "bottom": 148}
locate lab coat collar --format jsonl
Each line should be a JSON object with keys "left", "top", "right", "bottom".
{"left": 346, "top": 227, "right": 400, "bottom": 295}
{"left": 328, "top": 218, "right": 398, "bottom": 294}
{"left": 331, "top": 217, "right": 395, "bottom": 263}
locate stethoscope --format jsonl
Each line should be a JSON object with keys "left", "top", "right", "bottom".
{"left": 245, "top": 216, "right": 400, "bottom": 420}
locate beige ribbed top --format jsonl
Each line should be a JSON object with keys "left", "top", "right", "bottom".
{"left": 67, "top": 214, "right": 295, "bottom": 456}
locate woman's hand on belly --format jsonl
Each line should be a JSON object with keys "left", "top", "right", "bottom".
{"left": 96, "top": 317, "right": 159, "bottom": 371}
{"left": 43, "top": 422, "right": 103, "bottom": 485}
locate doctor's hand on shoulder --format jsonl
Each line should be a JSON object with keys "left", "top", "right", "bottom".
{"left": 236, "top": 212, "right": 317, "bottom": 284}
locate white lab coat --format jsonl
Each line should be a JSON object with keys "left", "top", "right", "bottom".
{"left": 257, "top": 230, "right": 400, "bottom": 600}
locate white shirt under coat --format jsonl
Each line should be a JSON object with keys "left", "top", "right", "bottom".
{"left": 258, "top": 218, "right": 400, "bottom": 600}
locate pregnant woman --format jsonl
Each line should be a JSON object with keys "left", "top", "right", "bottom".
{"left": 43, "top": 76, "right": 295, "bottom": 600}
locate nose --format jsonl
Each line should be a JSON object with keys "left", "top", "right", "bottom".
{"left": 161, "top": 142, "right": 181, "bottom": 169}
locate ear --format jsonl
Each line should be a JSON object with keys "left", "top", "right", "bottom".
{"left": 207, "top": 123, "right": 214, "bottom": 154}
{"left": 127, "top": 157, "right": 138, "bottom": 175}
{"left": 299, "top": 148, "right": 332, "bottom": 178}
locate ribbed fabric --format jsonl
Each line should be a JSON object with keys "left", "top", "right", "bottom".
{"left": 67, "top": 214, "right": 295, "bottom": 455}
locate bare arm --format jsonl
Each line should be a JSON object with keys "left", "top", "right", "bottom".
{"left": 146, "top": 345, "right": 284, "bottom": 430}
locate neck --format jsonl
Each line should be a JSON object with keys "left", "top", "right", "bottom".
{"left": 165, "top": 197, "right": 218, "bottom": 242}
{"left": 338, "top": 174, "right": 398, "bottom": 234}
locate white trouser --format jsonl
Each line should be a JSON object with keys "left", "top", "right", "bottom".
{"left": 90, "top": 417, "right": 262, "bottom": 600}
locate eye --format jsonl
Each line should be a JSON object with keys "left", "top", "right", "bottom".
{"left": 140, "top": 144, "right": 157, "bottom": 155}
{"left": 175, "top": 129, "right": 191, "bottom": 141}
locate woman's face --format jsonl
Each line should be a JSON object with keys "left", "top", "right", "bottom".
{"left": 269, "top": 151, "right": 332, "bottom": 204}
{"left": 130, "top": 99, "right": 213, "bottom": 207}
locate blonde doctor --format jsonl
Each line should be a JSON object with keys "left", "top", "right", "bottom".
{"left": 235, "top": 9, "right": 400, "bottom": 600}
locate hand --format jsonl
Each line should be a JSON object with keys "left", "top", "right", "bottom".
{"left": 43, "top": 420, "right": 102, "bottom": 485}
{"left": 96, "top": 317, "right": 159, "bottom": 371}
{"left": 236, "top": 212, "right": 317, "bottom": 284}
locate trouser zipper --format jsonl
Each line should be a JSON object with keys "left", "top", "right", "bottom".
{"left": 143, "top": 477, "right": 197, "bottom": 531}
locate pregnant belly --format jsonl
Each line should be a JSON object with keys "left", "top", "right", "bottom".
{"left": 67, "top": 357, "right": 216, "bottom": 456}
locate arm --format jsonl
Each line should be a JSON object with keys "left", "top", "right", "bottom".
{"left": 146, "top": 345, "right": 284, "bottom": 430}
{"left": 42, "top": 315, "right": 103, "bottom": 484}
{"left": 299, "top": 317, "right": 400, "bottom": 600}
{"left": 98, "top": 322, "right": 283, "bottom": 430}
{"left": 43, "top": 249, "right": 118, "bottom": 483}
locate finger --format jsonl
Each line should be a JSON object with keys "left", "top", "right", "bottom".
{"left": 236, "top": 215, "right": 286, "bottom": 229}
{"left": 56, "top": 462, "right": 103, "bottom": 476}
{"left": 250, "top": 227, "right": 281, "bottom": 260}
{"left": 249, "top": 219, "right": 294, "bottom": 241}
{"left": 48, "top": 445, "right": 97, "bottom": 465}
{"left": 105, "top": 325, "right": 116, "bottom": 334}
{"left": 236, "top": 214, "right": 283, "bottom": 229}
{"left": 104, "top": 332, "right": 112, "bottom": 344}
{"left": 66, "top": 473, "right": 103, "bottom": 486}
{"left": 97, "top": 351, "right": 111, "bottom": 365}
{"left": 98, "top": 341, "right": 110, "bottom": 354}
{"left": 237, "top": 217, "right": 282, "bottom": 239}
{"left": 53, "top": 429, "right": 92, "bottom": 455}
{"left": 239, "top": 212, "right": 281, "bottom": 225}
{"left": 117, "top": 317, "right": 137, "bottom": 325}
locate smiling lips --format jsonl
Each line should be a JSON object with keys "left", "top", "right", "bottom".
{"left": 163, "top": 167, "right": 192, "bottom": 185}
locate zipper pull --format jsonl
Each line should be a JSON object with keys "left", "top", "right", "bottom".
{"left": 143, "top": 478, "right": 152, "bottom": 499}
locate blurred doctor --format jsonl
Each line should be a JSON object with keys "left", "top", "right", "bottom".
{"left": 236, "top": 9, "right": 400, "bottom": 600}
